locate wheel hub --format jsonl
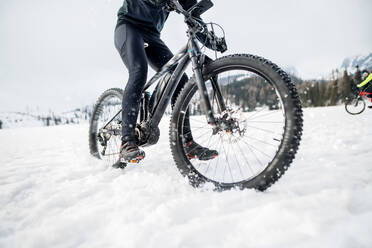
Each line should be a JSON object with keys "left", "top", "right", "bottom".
{"left": 213, "top": 108, "right": 246, "bottom": 137}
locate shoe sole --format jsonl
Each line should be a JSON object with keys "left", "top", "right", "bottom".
{"left": 187, "top": 153, "right": 218, "bottom": 160}
{"left": 128, "top": 156, "right": 144, "bottom": 163}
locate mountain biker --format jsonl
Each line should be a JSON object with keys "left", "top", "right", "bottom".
{"left": 114, "top": 0, "right": 219, "bottom": 163}
{"left": 358, "top": 69, "right": 372, "bottom": 97}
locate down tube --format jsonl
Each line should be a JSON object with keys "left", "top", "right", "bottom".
{"left": 151, "top": 54, "right": 190, "bottom": 127}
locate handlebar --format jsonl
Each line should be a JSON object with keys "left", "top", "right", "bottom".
{"left": 165, "top": 0, "right": 185, "bottom": 13}
{"left": 166, "top": 0, "right": 213, "bottom": 20}
{"left": 165, "top": 0, "right": 227, "bottom": 53}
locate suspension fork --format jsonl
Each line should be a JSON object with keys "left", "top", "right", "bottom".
{"left": 188, "top": 38, "right": 216, "bottom": 125}
{"left": 210, "top": 76, "right": 227, "bottom": 113}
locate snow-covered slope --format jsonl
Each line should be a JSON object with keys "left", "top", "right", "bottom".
{"left": 0, "top": 107, "right": 92, "bottom": 129}
{"left": 340, "top": 53, "right": 372, "bottom": 72}
{"left": 0, "top": 106, "right": 371, "bottom": 248}
{"left": 0, "top": 112, "right": 44, "bottom": 129}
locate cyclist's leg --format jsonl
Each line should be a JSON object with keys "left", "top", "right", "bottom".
{"left": 144, "top": 35, "right": 193, "bottom": 142}
{"left": 114, "top": 24, "right": 148, "bottom": 144}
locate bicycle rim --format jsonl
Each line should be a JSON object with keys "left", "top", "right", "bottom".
{"left": 345, "top": 98, "right": 365, "bottom": 115}
{"left": 94, "top": 94, "right": 122, "bottom": 166}
{"left": 182, "top": 69, "right": 286, "bottom": 185}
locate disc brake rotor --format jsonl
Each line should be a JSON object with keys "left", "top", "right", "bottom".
{"left": 214, "top": 108, "right": 247, "bottom": 141}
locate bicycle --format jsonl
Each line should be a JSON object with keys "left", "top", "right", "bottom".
{"left": 88, "top": 0, "right": 303, "bottom": 191}
{"left": 345, "top": 84, "right": 372, "bottom": 115}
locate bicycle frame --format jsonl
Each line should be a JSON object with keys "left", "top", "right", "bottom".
{"left": 146, "top": 36, "right": 217, "bottom": 127}
{"left": 360, "top": 91, "right": 372, "bottom": 103}
{"left": 103, "top": 32, "right": 219, "bottom": 136}
{"left": 101, "top": 0, "right": 225, "bottom": 147}
{"left": 143, "top": 43, "right": 190, "bottom": 126}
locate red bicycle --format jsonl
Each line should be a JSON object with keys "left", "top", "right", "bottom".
{"left": 345, "top": 85, "right": 372, "bottom": 115}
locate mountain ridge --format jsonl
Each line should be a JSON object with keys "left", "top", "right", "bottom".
{"left": 340, "top": 52, "right": 372, "bottom": 72}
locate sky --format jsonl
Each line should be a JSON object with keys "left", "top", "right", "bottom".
{"left": 0, "top": 0, "right": 371, "bottom": 112}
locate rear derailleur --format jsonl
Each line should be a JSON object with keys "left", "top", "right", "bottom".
{"left": 98, "top": 120, "right": 122, "bottom": 156}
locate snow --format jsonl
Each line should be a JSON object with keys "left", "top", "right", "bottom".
{"left": 0, "top": 112, "right": 44, "bottom": 129}
{"left": 1, "top": 106, "right": 372, "bottom": 248}
{"left": 0, "top": 108, "right": 91, "bottom": 130}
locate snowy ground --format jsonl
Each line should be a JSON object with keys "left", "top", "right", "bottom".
{"left": 0, "top": 106, "right": 371, "bottom": 248}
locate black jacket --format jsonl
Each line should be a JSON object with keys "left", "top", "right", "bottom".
{"left": 117, "top": 0, "right": 197, "bottom": 34}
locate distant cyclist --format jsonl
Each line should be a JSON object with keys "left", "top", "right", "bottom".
{"left": 357, "top": 69, "right": 372, "bottom": 96}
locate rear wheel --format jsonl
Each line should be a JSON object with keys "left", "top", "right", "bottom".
{"left": 345, "top": 97, "right": 366, "bottom": 115}
{"left": 89, "top": 88, "right": 124, "bottom": 167}
{"left": 170, "top": 54, "right": 303, "bottom": 191}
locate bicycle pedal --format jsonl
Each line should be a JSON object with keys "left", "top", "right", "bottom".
{"left": 187, "top": 154, "right": 196, "bottom": 159}
{"left": 128, "top": 156, "right": 144, "bottom": 164}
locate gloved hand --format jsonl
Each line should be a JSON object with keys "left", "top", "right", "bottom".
{"left": 215, "top": 37, "right": 227, "bottom": 53}
{"left": 196, "top": 30, "right": 227, "bottom": 53}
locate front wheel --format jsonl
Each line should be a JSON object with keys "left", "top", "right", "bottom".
{"left": 345, "top": 97, "right": 366, "bottom": 115}
{"left": 170, "top": 54, "right": 303, "bottom": 191}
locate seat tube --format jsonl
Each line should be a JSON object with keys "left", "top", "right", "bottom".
{"left": 188, "top": 38, "right": 216, "bottom": 125}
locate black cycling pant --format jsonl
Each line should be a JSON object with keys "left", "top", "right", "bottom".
{"left": 114, "top": 24, "right": 192, "bottom": 144}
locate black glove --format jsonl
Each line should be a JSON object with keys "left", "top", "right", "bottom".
{"left": 215, "top": 37, "right": 227, "bottom": 53}
{"left": 196, "top": 30, "right": 227, "bottom": 53}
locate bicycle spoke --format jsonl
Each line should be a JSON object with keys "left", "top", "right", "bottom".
{"left": 226, "top": 137, "right": 235, "bottom": 182}
{"left": 205, "top": 136, "right": 221, "bottom": 175}
{"left": 235, "top": 139, "right": 255, "bottom": 175}
{"left": 213, "top": 138, "right": 222, "bottom": 180}
{"left": 242, "top": 135, "right": 279, "bottom": 147}
{"left": 244, "top": 125, "right": 277, "bottom": 134}
{"left": 246, "top": 120, "right": 283, "bottom": 124}
{"left": 239, "top": 138, "right": 272, "bottom": 159}
{"left": 247, "top": 110, "right": 282, "bottom": 121}
{"left": 245, "top": 106, "right": 268, "bottom": 120}
{"left": 230, "top": 137, "right": 244, "bottom": 181}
